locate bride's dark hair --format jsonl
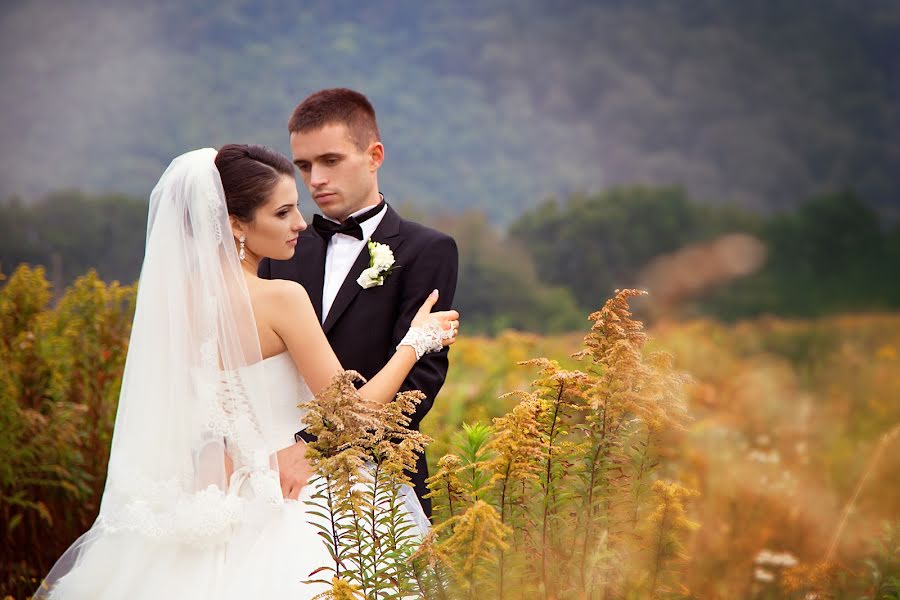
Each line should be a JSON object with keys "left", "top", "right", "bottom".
{"left": 215, "top": 144, "right": 294, "bottom": 221}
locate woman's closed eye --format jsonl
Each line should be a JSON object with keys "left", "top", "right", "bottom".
{"left": 276, "top": 205, "right": 297, "bottom": 218}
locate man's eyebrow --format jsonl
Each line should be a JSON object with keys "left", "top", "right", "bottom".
{"left": 293, "top": 152, "right": 342, "bottom": 165}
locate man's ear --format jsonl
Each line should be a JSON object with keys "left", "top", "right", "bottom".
{"left": 229, "top": 214, "right": 245, "bottom": 240}
{"left": 368, "top": 142, "right": 384, "bottom": 172}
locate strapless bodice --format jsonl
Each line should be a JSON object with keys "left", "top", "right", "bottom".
{"left": 261, "top": 352, "right": 314, "bottom": 450}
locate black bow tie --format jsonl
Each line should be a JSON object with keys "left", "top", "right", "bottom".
{"left": 312, "top": 200, "right": 385, "bottom": 241}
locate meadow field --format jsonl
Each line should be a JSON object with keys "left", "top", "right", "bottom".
{"left": 425, "top": 309, "right": 900, "bottom": 597}
{"left": 1, "top": 266, "right": 898, "bottom": 598}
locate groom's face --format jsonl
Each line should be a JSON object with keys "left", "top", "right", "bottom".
{"left": 290, "top": 122, "right": 383, "bottom": 222}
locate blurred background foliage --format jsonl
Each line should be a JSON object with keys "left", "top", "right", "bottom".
{"left": 422, "top": 311, "right": 900, "bottom": 598}
{"left": 4, "top": 186, "right": 900, "bottom": 333}
{"left": 1, "top": 267, "right": 135, "bottom": 597}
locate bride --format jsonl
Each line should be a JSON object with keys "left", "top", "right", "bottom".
{"left": 35, "top": 145, "right": 459, "bottom": 599}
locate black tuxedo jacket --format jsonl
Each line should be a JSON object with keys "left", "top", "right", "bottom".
{"left": 258, "top": 204, "right": 458, "bottom": 517}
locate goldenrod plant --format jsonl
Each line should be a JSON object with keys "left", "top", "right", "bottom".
{"left": 421, "top": 289, "right": 698, "bottom": 598}
{"left": 1, "top": 266, "right": 135, "bottom": 597}
{"left": 301, "top": 370, "right": 431, "bottom": 599}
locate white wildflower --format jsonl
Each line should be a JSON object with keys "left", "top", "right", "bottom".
{"left": 772, "top": 551, "right": 797, "bottom": 567}
{"left": 749, "top": 449, "right": 780, "bottom": 464}
{"left": 755, "top": 549, "right": 798, "bottom": 568}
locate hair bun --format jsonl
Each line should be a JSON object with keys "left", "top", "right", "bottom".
{"left": 215, "top": 143, "right": 294, "bottom": 221}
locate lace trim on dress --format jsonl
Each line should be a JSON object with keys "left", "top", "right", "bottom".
{"left": 97, "top": 339, "right": 282, "bottom": 547}
{"left": 99, "top": 477, "right": 242, "bottom": 547}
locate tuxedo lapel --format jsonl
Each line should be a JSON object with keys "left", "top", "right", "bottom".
{"left": 297, "top": 230, "right": 327, "bottom": 322}
{"left": 322, "top": 205, "right": 403, "bottom": 335}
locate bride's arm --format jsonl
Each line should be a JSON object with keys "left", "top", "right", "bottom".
{"left": 268, "top": 281, "right": 456, "bottom": 407}
{"left": 266, "top": 281, "right": 456, "bottom": 500}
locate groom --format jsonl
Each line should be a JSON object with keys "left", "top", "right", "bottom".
{"left": 259, "top": 88, "right": 458, "bottom": 518}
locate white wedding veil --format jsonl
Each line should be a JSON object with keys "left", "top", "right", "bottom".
{"left": 36, "top": 148, "right": 282, "bottom": 598}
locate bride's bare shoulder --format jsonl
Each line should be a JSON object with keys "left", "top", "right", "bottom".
{"left": 255, "top": 277, "right": 308, "bottom": 299}
{"left": 254, "top": 278, "right": 313, "bottom": 313}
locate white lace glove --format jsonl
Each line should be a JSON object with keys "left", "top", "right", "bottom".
{"left": 397, "top": 321, "right": 450, "bottom": 360}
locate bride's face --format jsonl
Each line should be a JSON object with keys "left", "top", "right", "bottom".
{"left": 241, "top": 175, "right": 306, "bottom": 260}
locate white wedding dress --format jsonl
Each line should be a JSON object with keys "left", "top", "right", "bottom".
{"left": 48, "top": 352, "right": 428, "bottom": 599}
{"left": 221, "top": 352, "right": 430, "bottom": 598}
{"left": 38, "top": 149, "right": 428, "bottom": 599}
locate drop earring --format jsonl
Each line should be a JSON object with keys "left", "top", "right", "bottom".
{"left": 239, "top": 235, "right": 246, "bottom": 261}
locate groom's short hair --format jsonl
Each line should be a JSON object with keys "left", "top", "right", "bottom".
{"left": 288, "top": 88, "right": 381, "bottom": 150}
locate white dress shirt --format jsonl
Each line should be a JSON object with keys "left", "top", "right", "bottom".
{"left": 321, "top": 203, "right": 388, "bottom": 323}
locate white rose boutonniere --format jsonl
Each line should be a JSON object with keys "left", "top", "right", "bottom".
{"left": 357, "top": 240, "right": 397, "bottom": 289}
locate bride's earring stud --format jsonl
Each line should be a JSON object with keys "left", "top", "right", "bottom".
{"left": 239, "top": 235, "right": 246, "bottom": 261}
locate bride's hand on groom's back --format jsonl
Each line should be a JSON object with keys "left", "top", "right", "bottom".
{"left": 275, "top": 441, "right": 314, "bottom": 500}
{"left": 411, "top": 289, "right": 460, "bottom": 347}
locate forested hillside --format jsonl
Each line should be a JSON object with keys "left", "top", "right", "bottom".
{"left": 4, "top": 187, "right": 899, "bottom": 331}
{"left": 2, "top": 0, "right": 898, "bottom": 221}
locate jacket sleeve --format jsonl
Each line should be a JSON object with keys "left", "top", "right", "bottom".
{"left": 391, "top": 234, "right": 459, "bottom": 430}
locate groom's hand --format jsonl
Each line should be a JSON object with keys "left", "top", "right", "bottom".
{"left": 276, "top": 441, "right": 313, "bottom": 500}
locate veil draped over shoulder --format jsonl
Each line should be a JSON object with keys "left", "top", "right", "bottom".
{"left": 37, "top": 148, "right": 283, "bottom": 598}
